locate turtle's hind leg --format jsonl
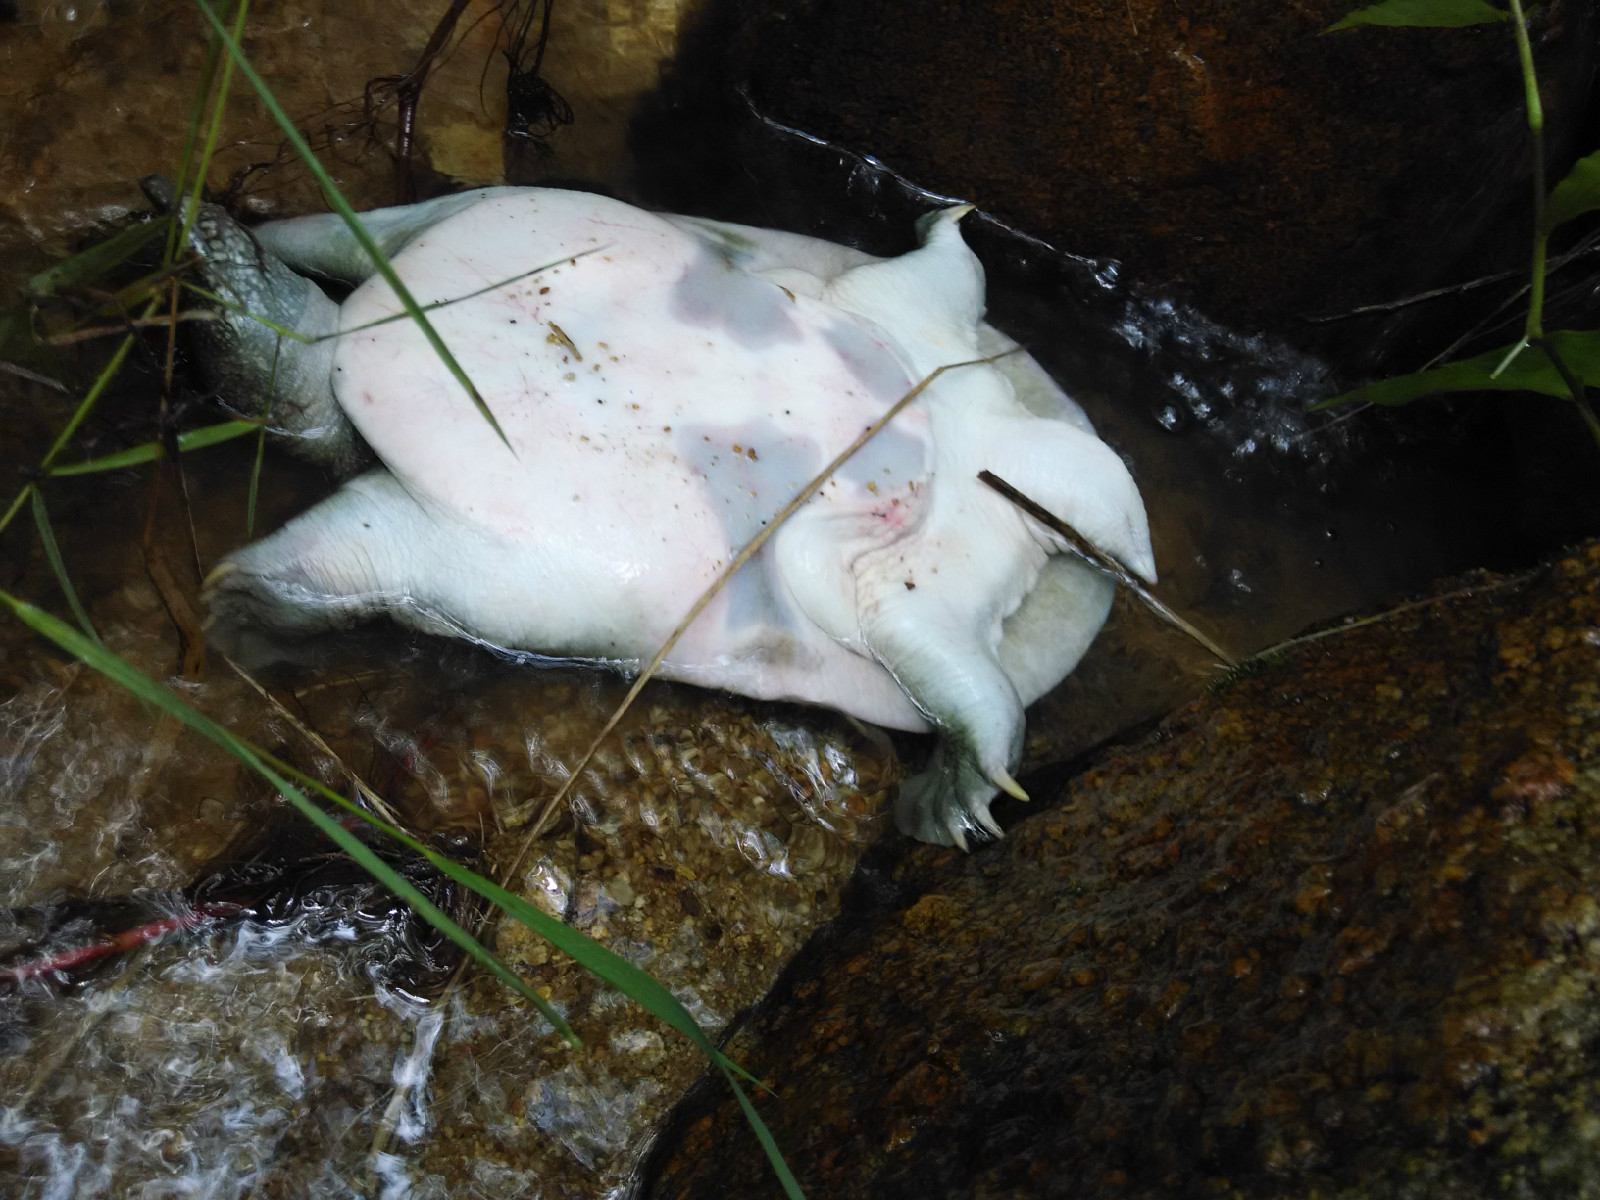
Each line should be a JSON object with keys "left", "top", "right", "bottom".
{"left": 857, "top": 584, "right": 1029, "bottom": 849}
{"left": 203, "top": 469, "right": 433, "bottom": 658}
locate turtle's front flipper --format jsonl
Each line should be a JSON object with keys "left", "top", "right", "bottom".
{"left": 142, "top": 176, "right": 364, "bottom": 474}
{"left": 204, "top": 469, "right": 436, "bottom": 657}
{"left": 984, "top": 414, "right": 1157, "bottom": 584}
{"left": 253, "top": 188, "right": 514, "bottom": 287}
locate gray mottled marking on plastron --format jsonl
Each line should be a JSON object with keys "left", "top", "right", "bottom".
{"left": 835, "top": 422, "right": 928, "bottom": 489}
{"left": 669, "top": 248, "right": 802, "bottom": 348}
{"left": 822, "top": 322, "right": 914, "bottom": 403}
{"left": 677, "top": 420, "right": 823, "bottom": 547}
{"left": 677, "top": 422, "right": 822, "bottom": 639}
{"left": 719, "top": 550, "right": 789, "bottom": 640}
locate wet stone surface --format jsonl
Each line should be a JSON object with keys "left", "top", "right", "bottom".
{"left": 645, "top": 540, "right": 1600, "bottom": 1199}
{"left": 0, "top": 0, "right": 688, "bottom": 276}
{"left": 0, "top": 606, "right": 897, "bottom": 1195}
{"left": 636, "top": 0, "right": 1597, "bottom": 366}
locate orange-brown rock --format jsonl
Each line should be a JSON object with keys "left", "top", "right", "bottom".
{"left": 645, "top": 541, "right": 1600, "bottom": 1198}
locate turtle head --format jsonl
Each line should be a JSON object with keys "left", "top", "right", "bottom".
{"left": 143, "top": 176, "right": 364, "bottom": 473}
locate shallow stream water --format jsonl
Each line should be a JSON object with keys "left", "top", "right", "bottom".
{"left": 1, "top": 2, "right": 1593, "bottom": 1196}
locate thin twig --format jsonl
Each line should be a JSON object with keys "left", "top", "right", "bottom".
{"left": 140, "top": 458, "right": 207, "bottom": 681}
{"left": 224, "top": 655, "right": 408, "bottom": 829}
{"left": 1225, "top": 570, "right": 1539, "bottom": 670}
{"left": 43, "top": 311, "right": 221, "bottom": 347}
{"left": 164, "top": 277, "right": 182, "bottom": 395}
{"left": 1304, "top": 234, "right": 1600, "bottom": 329}
{"left": 68, "top": 256, "right": 203, "bottom": 313}
{"left": 976, "top": 470, "right": 1238, "bottom": 667}
{"left": 369, "top": 0, "right": 473, "bottom": 200}
{"left": 1304, "top": 268, "right": 1527, "bottom": 322}
{"left": 0, "top": 361, "right": 68, "bottom": 392}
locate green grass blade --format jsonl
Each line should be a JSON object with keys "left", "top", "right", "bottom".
{"left": 246, "top": 427, "right": 266, "bottom": 537}
{"left": 1491, "top": 337, "right": 1531, "bottom": 378}
{"left": 189, "top": 256, "right": 593, "bottom": 346}
{"left": 260, "top": 751, "right": 764, "bottom": 1085}
{"left": 415, "top": 857, "right": 761, "bottom": 1079}
{"left": 1314, "top": 328, "right": 1600, "bottom": 408}
{"left": 28, "top": 490, "right": 102, "bottom": 646}
{"left": 48, "top": 419, "right": 262, "bottom": 476}
{"left": 40, "top": 328, "right": 142, "bottom": 472}
{"left": 192, "top": 0, "right": 512, "bottom": 451}
{"left": 1325, "top": 0, "right": 1507, "bottom": 30}
{"left": 720, "top": 1062, "right": 806, "bottom": 1200}
{"left": 0, "top": 591, "right": 578, "bottom": 1045}
{"left": 177, "top": 0, "right": 250, "bottom": 260}
{"left": 0, "top": 485, "right": 31, "bottom": 538}
{"left": 168, "top": 0, "right": 232, "bottom": 263}
{"left": 1544, "top": 147, "right": 1600, "bottom": 234}
{"left": 181, "top": 282, "right": 316, "bottom": 343}
{"left": 28, "top": 220, "right": 172, "bottom": 299}
{"left": 321, "top": 254, "right": 591, "bottom": 341}
{"left": 0, "top": 305, "right": 40, "bottom": 363}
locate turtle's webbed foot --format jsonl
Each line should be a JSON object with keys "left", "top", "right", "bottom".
{"left": 895, "top": 737, "right": 1017, "bottom": 849}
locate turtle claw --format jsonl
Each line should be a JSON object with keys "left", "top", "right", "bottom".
{"left": 991, "top": 767, "right": 1029, "bottom": 803}
{"left": 201, "top": 560, "right": 238, "bottom": 590}
{"left": 895, "top": 737, "right": 1015, "bottom": 848}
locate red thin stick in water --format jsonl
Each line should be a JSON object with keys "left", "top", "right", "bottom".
{"left": 1, "top": 902, "right": 243, "bottom": 983}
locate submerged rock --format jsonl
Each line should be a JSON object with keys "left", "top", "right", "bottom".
{"left": 644, "top": 540, "right": 1600, "bottom": 1198}
{"left": 0, "top": 590, "right": 897, "bottom": 1196}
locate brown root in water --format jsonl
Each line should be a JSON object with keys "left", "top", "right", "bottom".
{"left": 1206, "top": 568, "right": 1541, "bottom": 693}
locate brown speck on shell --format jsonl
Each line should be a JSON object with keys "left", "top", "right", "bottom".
{"left": 547, "top": 323, "right": 582, "bottom": 360}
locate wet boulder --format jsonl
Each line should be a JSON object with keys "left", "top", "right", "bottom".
{"left": 0, "top": 601, "right": 900, "bottom": 1196}
{"left": 644, "top": 540, "right": 1600, "bottom": 1199}
{"left": 633, "top": 0, "right": 1598, "bottom": 365}
{"left": 0, "top": 0, "right": 682, "bottom": 279}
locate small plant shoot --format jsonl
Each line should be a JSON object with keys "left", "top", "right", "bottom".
{"left": 1321, "top": 0, "right": 1600, "bottom": 450}
{"left": 1326, "top": 0, "right": 1508, "bottom": 30}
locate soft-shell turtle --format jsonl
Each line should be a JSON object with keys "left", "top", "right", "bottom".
{"left": 159, "top": 181, "right": 1154, "bottom": 847}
